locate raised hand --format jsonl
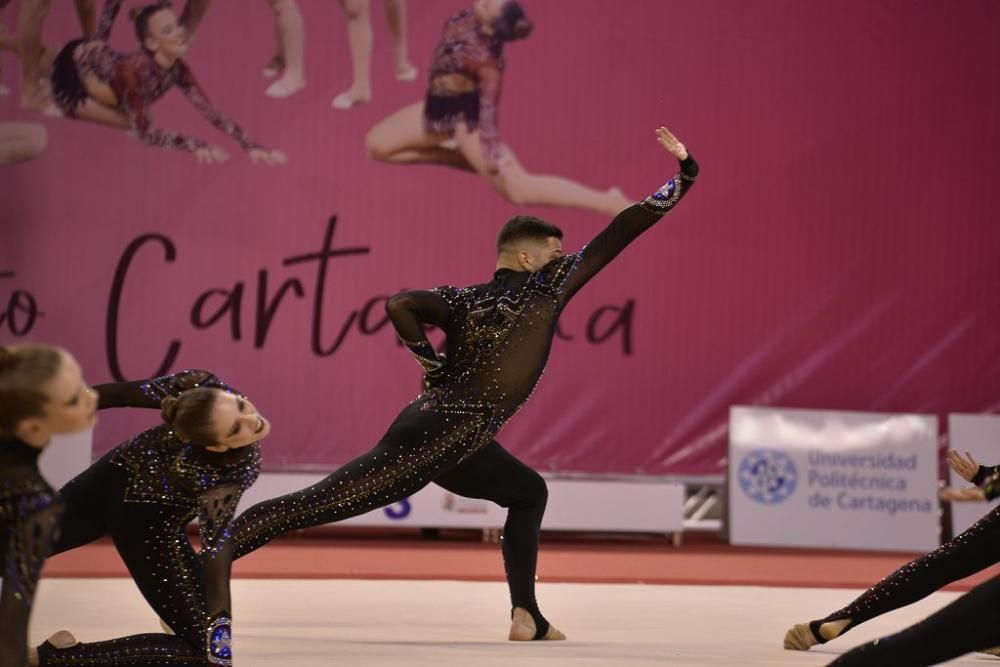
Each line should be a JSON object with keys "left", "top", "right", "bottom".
{"left": 947, "top": 450, "right": 980, "bottom": 483}
{"left": 939, "top": 485, "right": 987, "bottom": 503}
{"left": 655, "top": 126, "right": 688, "bottom": 161}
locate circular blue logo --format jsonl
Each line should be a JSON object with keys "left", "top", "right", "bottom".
{"left": 738, "top": 449, "right": 797, "bottom": 504}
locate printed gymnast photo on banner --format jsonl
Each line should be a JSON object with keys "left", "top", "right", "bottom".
{"left": 2, "top": 0, "right": 999, "bottom": 665}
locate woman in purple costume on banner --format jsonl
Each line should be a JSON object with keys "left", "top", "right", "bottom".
{"left": 366, "top": 0, "right": 630, "bottom": 217}
{"left": 50, "top": 0, "right": 285, "bottom": 164}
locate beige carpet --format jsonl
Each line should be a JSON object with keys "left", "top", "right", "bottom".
{"left": 29, "top": 579, "right": 995, "bottom": 666}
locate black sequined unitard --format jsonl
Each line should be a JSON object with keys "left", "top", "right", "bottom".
{"left": 828, "top": 570, "right": 1000, "bottom": 666}
{"left": 231, "top": 155, "right": 699, "bottom": 635}
{"left": 37, "top": 371, "right": 261, "bottom": 667}
{"left": 0, "top": 439, "right": 62, "bottom": 667}
{"left": 806, "top": 465, "right": 1000, "bottom": 649}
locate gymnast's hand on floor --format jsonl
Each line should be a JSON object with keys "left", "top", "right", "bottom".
{"left": 195, "top": 145, "right": 230, "bottom": 164}
{"left": 939, "top": 485, "right": 987, "bottom": 502}
{"left": 655, "top": 126, "right": 688, "bottom": 161}
{"left": 947, "top": 449, "right": 980, "bottom": 483}
{"left": 249, "top": 148, "right": 288, "bottom": 166}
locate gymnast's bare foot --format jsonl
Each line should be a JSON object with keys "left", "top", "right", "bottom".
{"left": 28, "top": 630, "right": 78, "bottom": 666}
{"left": 783, "top": 618, "right": 851, "bottom": 650}
{"left": 265, "top": 73, "right": 306, "bottom": 98}
{"left": 331, "top": 86, "right": 371, "bottom": 110}
{"left": 46, "top": 630, "right": 78, "bottom": 649}
{"left": 508, "top": 607, "right": 566, "bottom": 641}
{"left": 395, "top": 62, "right": 417, "bottom": 81}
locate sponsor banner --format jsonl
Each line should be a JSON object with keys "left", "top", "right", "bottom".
{"left": 238, "top": 473, "right": 683, "bottom": 533}
{"left": 729, "top": 406, "right": 938, "bottom": 551}
{"left": 948, "top": 414, "right": 1000, "bottom": 535}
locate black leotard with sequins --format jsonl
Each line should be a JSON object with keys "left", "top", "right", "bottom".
{"left": 37, "top": 370, "right": 260, "bottom": 667}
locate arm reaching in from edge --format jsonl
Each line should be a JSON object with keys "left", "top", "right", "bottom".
{"left": 946, "top": 449, "right": 1000, "bottom": 500}
{"left": 939, "top": 485, "right": 988, "bottom": 503}
{"left": 93, "top": 369, "right": 221, "bottom": 410}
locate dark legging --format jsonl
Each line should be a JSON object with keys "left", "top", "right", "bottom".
{"left": 232, "top": 426, "right": 551, "bottom": 633}
{"left": 38, "top": 455, "right": 209, "bottom": 666}
{"left": 829, "top": 571, "right": 1000, "bottom": 666}
{"left": 813, "top": 504, "right": 1000, "bottom": 638}
{"left": 435, "top": 441, "right": 548, "bottom": 614}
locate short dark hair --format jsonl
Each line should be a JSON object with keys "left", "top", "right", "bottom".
{"left": 496, "top": 215, "right": 563, "bottom": 254}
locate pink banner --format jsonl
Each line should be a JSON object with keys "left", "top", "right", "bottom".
{"left": 2, "top": 0, "right": 999, "bottom": 476}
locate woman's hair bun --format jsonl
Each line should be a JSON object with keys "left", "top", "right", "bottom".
{"left": 161, "top": 395, "right": 180, "bottom": 425}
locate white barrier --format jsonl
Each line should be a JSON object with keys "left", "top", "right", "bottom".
{"left": 948, "top": 414, "right": 1000, "bottom": 535}
{"left": 729, "top": 406, "right": 939, "bottom": 552}
{"left": 237, "top": 473, "right": 685, "bottom": 534}
{"left": 32, "top": 428, "right": 680, "bottom": 535}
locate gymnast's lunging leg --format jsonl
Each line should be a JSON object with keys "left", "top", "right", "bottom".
{"left": 433, "top": 440, "right": 559, "bottom": 640}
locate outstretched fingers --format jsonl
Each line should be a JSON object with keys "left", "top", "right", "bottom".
{"left": 655, "top": 126, "right": 687, "bottom": 160}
